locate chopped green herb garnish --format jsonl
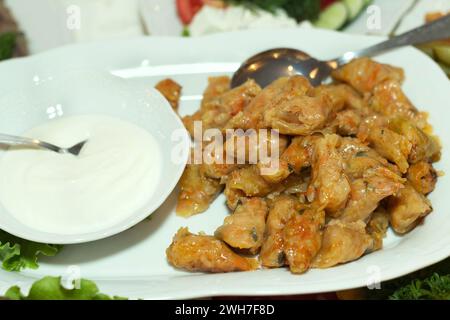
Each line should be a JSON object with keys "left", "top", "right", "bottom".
{"left": 389, "top": 273, "right": 450, "bottom": 300}
{"left": 250, "top": 227, "right": 258, "bottom": 242}
{"left": 366, "top": 258, "right": 450, "bottom": 300}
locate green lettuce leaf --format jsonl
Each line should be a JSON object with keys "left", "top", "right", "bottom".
{"left": 4, "top": 276, "right": 127, "bottom": 300}
{"left": 0, "top": 230, "right": 62, "bottom": 271}
{"left": 0, "top": 32, "right": 17, "bottom": 61}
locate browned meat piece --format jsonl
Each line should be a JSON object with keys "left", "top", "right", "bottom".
{"left": 181, "top": 111, "right": 201, "bottom": 138}
{"left": 338, "top": 137, "right": 373, "bottom": 161}
{"left": 366, "top": 208, "right": 390, "bottom": 252}
{"left": 224, "top": 165, "right": 273, "bottom": 210}
{"left": 155, "top": 79, "right": 182, "bottom": 111}
{"left": 260, "top": 135, "right": 317, "bottom": 184}
{"left": 336, "top": 138, "right": 404, "bottom": 223}
{"left": 279, "top": 172, "right": 310, "bottom": 197}
{"left": 279, "top": 136, "right": 315, "bottom": 172}
{"left": 180, "top": 76, "right": 229, "bottom": 135}
{"left": 225, "top": 76, "right": 312, "bottom": 130}
{"left": 201, "top": 162, "right": 242, "bottom": 180}
{"left": 258, "top": 159, "right": 291, "bottom": 184}
{"left": 389, "top": 118, "right": 441, "bottom": 164}
{"left": 223, "top": 187, "right": 244, "bottom": 212}
{"left": 176, "top": 158, "right": 223, "bottom": 217}
{"left": 332, "top": 109, "right": 362, "bottom": 136}
{"left": 205, "top": 79, "right": 261, "bottom": 127}
{"left": 183, "top": 79, "right": 261, "bottom": 137}
{"left": 263, "top": 91, "right": 335, "bottom": 135}
{"left": 338, "top": 167, "right": 404, "bottom": 223}
{"left": 366, "top": 126, "right": 412, "bottom": 173}
{"left": 312, "top": 220, "right": 373, "bottom": 268}
{"left": 223, "top": 130, "right": 289, "bottom": 165}
{"left": 307, "top": 134, "right": 351, "bottom": 215}
{"left": 283, "top": 208, "right": 325, "bottom": 274}
{"left": 200, "top": 140, "right": 242, "bottom": 180}
{"left": 166, "top": 228, "right": 257, "bottom": 273}
{"left": 369, "top": 80, "right": 419, "bottom": 120}
{"left": 407, "top": 161, "right": 438, "bottom": 195}
{"left": 260, "top": 195, "right": 304, "bottom": 267}
{"left": 356, "top": 113, "right": 389, "bottom": 142}
{"left": 215, "top": 198, "right": 268, "bottom": 254}
{"left": 345, "top": 155, "right": 393, "bottom": 179}
{"left": 204, "top": 127, "right": 287, "bottom": 178}
{"left": 264, "top": 173, "right": 310, "bottom": 203}
{"left": 201, "top": 76, "right": 230, "bottom": 107}
{"left": 388, "top": 183, "right": 432, "bottom": 234}
{"left": 314, "top": 84, "right": 365, "bottom": 110}
{"left": 338, "top": 137, "right": 399, "bottom": 178}
{"left": 331, "top": 57, "right": 404, "bottom": 94}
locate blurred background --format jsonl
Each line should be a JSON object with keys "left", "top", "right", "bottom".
{"left": 1, "top": 0, "right": 449, "bottom": 74}
{"left": 0, "top": 1, "right": 446, "bottom": 54}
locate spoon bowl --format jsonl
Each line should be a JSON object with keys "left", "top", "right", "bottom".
{"left": 231, "top": 48, "right": 334, "bottom": 88}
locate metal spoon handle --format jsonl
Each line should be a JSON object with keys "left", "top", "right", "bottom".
{"left": 0, "top": 133, "right": 62, "bottom": 153}
{"left": 337, "top": 14, "right": 450, "bottom": 65}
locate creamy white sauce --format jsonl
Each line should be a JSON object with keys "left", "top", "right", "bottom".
{"left": 0, "top": 115, "right": 161, "bottom": 235}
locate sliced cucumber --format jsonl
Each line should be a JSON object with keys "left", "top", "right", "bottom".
{"left": 343, "top": 0, "right": 365, "bottom": 20}
{"left": 315, "top": 2, "right": 348, "bottom": 30}
{"left": 434, "top": 45, "right": 450, "bottom": 66}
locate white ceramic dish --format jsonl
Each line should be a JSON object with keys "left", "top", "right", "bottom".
{"left": 0, "top": 70, "right": 190, "bottom": 244}
{"left": 0, "top": 28, "right": 449, "bottom": 299}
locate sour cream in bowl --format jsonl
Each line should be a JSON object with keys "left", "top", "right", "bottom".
{"left": 0, "top": 70, "right": 190, "bottom": 244}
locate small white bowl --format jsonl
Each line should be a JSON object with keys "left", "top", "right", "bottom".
{"left": 0, "top": 69, "right": 190, "bottom": 244}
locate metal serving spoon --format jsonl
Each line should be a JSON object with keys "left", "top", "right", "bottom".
{"left": 0, "top": 133, "right": 87, "bottom": 156}
{"left": 231, "top": 15, "right": 450, "bottom": 88}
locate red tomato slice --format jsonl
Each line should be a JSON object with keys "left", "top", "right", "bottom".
{"left": 321, "top": 0, "right": 338, "bottom": 9}
{"left": 176, "top": 0, "right": 204, "bottom": 25}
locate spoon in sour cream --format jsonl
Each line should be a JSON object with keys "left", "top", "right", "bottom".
{"left": 0, "top": 133, "right": 87, "bottom": 156}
